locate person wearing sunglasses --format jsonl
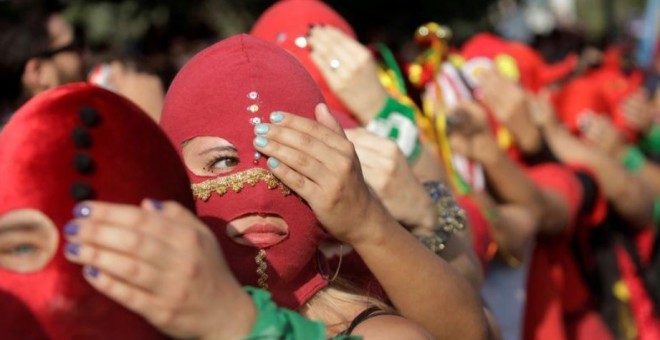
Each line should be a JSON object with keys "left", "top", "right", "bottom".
{"left": 0, "top": 3, "right": 84, "bottom": 129}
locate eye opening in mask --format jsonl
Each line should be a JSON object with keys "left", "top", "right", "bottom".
{"left": 0, "top": 209, "right": 59, "bottom": 273}
{"left": 183, "top": 136, "right": 241, "bottom": 177}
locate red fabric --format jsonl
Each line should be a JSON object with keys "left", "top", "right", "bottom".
{"left": 460, "top": 33, "right": 576, "bottom": 92}
{"left": 251, "top": 0, "right": 360, "bottom": 128}
{"left": 161, "top": 34, "right": 328, "bottom": 310}
{"left": 0, "top": 83, "right": 194, "bottom": 339}
{"left": 525, "top": 164, "right": 583, "bottom": 232}
{"left": 523, "top": 164, "right": 615, "bottom": 340}
{"left": 554, "top": 67, "right": 643, "bottom": 143}
{"left": 457, "top": 195, "right": 494, "bottom": 270}
{"left": 615, "top": 245, "right": 660, "bottom": 340}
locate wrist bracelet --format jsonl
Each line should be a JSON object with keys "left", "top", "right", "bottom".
{"left": 367, "top": 96, "right": 422, "bottom": 164}
{"left": 640, "top": 124, "right": 660, "bottom": 155}
{"left": 423, "top": 181, "right": 467, "bottom": 234}
{"left": 417, "top": 181, "right": 467, "bottom": 255}
{"left": 621, "top": 146, "right": 646, "bottom": 172}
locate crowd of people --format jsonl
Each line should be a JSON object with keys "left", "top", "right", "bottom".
{"left": 1, "top": 0, "right": 659, "bottom": 339}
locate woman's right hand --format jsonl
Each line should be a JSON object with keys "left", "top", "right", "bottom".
{"left": 63, "top": 200, "right": 255, "bottom": 339}
{"left": 253, "top": 103, "right": 394, "bottom": 246}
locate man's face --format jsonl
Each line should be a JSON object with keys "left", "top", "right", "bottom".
{"left": 46, "top": 14, "right": 84, "bottom": 84}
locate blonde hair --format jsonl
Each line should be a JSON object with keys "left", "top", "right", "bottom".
{"left": 302, "top": 278, "right": 392, "bottom": 332}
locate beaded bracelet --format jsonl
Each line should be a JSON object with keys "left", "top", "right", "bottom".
{"left": 416, "top": 181, "right": 467, "bottom": 254}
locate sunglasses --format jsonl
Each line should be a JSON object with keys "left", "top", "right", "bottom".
{"left": 37, "top": 37, "right": 83, "bottom": 59}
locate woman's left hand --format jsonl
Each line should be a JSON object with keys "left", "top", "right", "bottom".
{"left": 63, "top": 200, "right": 254, "bottom": 339}
{"left": 308, "top": 26, "right": 388, "bottom": 123}
{"left": 253, "top": 104, "right": 390, "bottom": 246}
{"left": 345, "top": 128, "right": 436, "bottom": 234}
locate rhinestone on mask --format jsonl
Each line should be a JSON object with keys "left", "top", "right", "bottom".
{"left": 250, "top": 117, "right": 261, "bottom": 125}
{"left": 248, "top": 91, "right": 258, "bottom": 100}
{"left": 248, "top": 104, "right": 259, "bottom": 113}
{"left": 294, "top": 36, "right": 308, "bottom": 48}
{"left": 276, "top": 32, "right": 287, "bottom": 43}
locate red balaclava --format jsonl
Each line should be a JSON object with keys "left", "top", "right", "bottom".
{"left": 160, "top": 34, "right": 328, "bottom": 310}
{"left": 251, "top": 0, "right": 359, "bottom": 128}
{"left": 0, "top": 83, "right": 195, "bottom": 339}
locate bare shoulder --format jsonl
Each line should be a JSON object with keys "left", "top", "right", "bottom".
{"left": 351, "top": 314, "right": 434, "bottom": 340}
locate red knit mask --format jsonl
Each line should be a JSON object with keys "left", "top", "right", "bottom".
{"left": 0, "top": 83, "right": 195, "bottom": 339}
{"left": 251, "top": 0, "right": 359, "bottom": 128}
{"left": 160, "top": 34, "right": 328, "bottom": 310}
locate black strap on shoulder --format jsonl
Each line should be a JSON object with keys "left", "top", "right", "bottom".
{"left": 337, "top": 306, "right": 401, "bottom": 336}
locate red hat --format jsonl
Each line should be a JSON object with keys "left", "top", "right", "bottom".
{"left": 160, "top": 34, "right": 328, "bottom": 310}
{"left": 251, "top": 0, "right": 359, "bottom": 128}
{"left": 460, "top": 33, "right": 577, "bottom": 92}
{"left": 0, "top": 83, "right": 194, "bottom": 339}
{"left": 554, "top": 67, "right": 642, "bottom": 142}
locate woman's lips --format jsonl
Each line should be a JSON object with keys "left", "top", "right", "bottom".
{"left": 233, "top": 223, "right": 288, "bottom": 248}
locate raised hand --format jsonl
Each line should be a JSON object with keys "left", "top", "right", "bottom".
{"left": 253, "top": 103, "right": 390, "bottom": 245}
{"left": 64, "top": 199, "right": 254, "bottom": 339}
{"left": 308, "top": 26, "right": 388, "bottom": 124}
{"left": 345, "top": 128, "right": 436, "bottom": 234}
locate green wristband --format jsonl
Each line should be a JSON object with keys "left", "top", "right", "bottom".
{"left": 366, "top": 96, "right": 422, "bottom": 164}
{"left": 639, "top": 124, "right": 660, "bottom": 155}
{"left": 244, "top": 287, "right": 361, "bottom": 340}
{"left": 621, "top": 146, "right": 646, "bottom": 172}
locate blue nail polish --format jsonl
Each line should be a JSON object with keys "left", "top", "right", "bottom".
{"left": 64, "top": 222, "right": 78, "bottom": 236}
{"left": 267, "top": 157, "right": 280, "bottom": 169}
{"left": 84, "top": 266, "right": 99, "bottom": 278}
{"left": 150, "top": 199, "right": 163, "bottom": 211}
{"left": 73, "top": 203, "right": 91, "bottom": 218}
{"left": 254, "top": 123, "right": 270, "bottom": 135}
{"left": 254, "top": 136, "right": 269, "bottom": 148}
{"left": 270, "top": 112, "right": 284, "bottom": 123}
{"left": 65, "top": 243, "right": 80, "bottom": 256}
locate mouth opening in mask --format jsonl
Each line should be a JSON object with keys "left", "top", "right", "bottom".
{"left": 226, "top": 213, "right": 290, "bottom": 249}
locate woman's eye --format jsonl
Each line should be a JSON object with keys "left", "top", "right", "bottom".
{"left": 1, "top": 243, "right": 37, "bottom": 257}
{"left": 208, "top": 156, "right": 239, "bottom": 171}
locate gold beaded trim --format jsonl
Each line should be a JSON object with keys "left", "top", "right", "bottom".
{"left": 256, "top": 249, "right": 269, "bottom": 289}
{"left": 191, "top": 168, "right": 291, "bottom": 201}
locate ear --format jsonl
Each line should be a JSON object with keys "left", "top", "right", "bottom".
{"left": 22, "top": 59, "right": 43, "bottom": 94}
{"left": 22, "top": 58, "right": 56, "bottom": 96}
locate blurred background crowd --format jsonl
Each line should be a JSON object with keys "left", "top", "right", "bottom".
{"left": 2, "top": 0, "right": 660, "bottom": 339}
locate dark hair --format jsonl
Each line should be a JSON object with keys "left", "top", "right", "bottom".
{"left": 0, "top": 3, "right": 52, "bottom": 117}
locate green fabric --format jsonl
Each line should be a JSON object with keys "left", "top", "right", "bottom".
{"left": 621, "top": 146, "right": 646, "bottom": 172}
{"left": 368, "top": 96, "right": 422, "bottom": 164}
{"left": 639, "top": 124, "right": 660, "bottom": 156}
{"left": 244, "top": 287, "right": 361, "bottom": 340}
{"left": 653, "top": 199, "right": 660, "bottom": 229}
{"left": 376, "top": 43, "right": 407, "bottom": 95}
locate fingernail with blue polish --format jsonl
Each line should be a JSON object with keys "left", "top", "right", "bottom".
{"left": 64, "top": 222, "right": 78, "bottom": 236}
{"left": 84, "top": 266, "right": 99, "bottom": 278}
{"left": 254, "top": 123, "right": 269, "bottom": 135}
{"left": 255, "top": 136, "right": 269, "bottom": 148}
{"left": 150, "top": 199, "right": 163, "bottom": 211}
{"left": 268, "top": 157, "right": 280, "bottom": 169}
{"left": 73, "top": 203, "right": 91, "bottom": 218}
{"left": 270, "top": 112, "right": 284, "bottom": 123}
{"left": 65, "top": 243, "right": 80, "bottom": 256}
